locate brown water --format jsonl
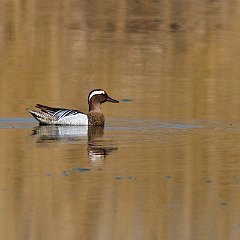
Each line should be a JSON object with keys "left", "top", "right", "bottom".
{"left": 1, "top": 1, "right": 240, "bottom": 239}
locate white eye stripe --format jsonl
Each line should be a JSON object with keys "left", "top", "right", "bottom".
{"left": 88, "top": 90, "right": 105, "bottom": 101}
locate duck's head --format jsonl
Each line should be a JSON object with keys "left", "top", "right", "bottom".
{"left": 88, "top": 89, "right": 119, "bottom": 111}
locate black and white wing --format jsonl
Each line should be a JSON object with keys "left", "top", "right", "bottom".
{"left": 29, "top": 104, "right": 88, "bottom": 125}
{"left": 35, "top": 104, "right": 84, "bottom": 120}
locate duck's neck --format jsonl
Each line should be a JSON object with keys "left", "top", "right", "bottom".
{"left": 89, "top": 101, "right": 101, "bottom": 112}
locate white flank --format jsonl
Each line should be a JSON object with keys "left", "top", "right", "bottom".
{"left": 58, "top": 113, "right": 88, "bottom": 125}
{"left": 88, "top": 90, "right": 105, "bottom": 102}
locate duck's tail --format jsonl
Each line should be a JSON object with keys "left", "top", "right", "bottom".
{"left": 28, "top": 109, "right": 56, "bottom": 125}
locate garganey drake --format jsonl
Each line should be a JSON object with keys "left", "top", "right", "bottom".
{"left": 28, "top": 89, "right": 119, "bottom": 126}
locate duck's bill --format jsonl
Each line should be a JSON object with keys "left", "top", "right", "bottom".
{"left": 106, "top": 96, "right": 119, "bottom": 103}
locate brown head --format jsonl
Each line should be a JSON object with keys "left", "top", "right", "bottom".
{"left": 88, "top": 89, "right": 119, "bottom": 112}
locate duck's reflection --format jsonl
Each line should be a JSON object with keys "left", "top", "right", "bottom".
{"left": 87, "top": 126, "right": 118, "bottom": 165}
{"left": 32, "top": 125, "right": 118, "bottom": 165}
{"left": 32, "top": 125, "right": 88, "bottom": 141}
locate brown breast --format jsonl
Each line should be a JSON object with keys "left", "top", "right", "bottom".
{"left": 87, "top": 111, "right": 105, "bottom": 126}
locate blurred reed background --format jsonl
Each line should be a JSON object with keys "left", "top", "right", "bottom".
{"left": 0, "top": 0, "right": 240, "bottom": 121}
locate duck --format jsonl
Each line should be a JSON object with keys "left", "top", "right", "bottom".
{"left": 28, "top": 89, "right": 119, "bottom": 126}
